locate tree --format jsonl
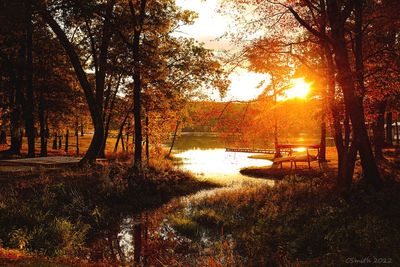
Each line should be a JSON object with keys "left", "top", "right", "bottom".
{"left": 362, "top": 0, "right": 400, "bottom": 158}
{"left": 222, "top": 0, "right": 384, "bottom": 191}
{"left": 0, "top": 0, "right": 36, "bottom": 157}
{"left": 114, "top": 0, "right": 228, "bottom": 180}
{"left": 127, "top": 0, "right": 147, "bottom": 177}
{"left": 27, "top": 19, "right": 82, "bottom": 157}
{"left": 37, "top": 0, "right": 116, "bottom": 162}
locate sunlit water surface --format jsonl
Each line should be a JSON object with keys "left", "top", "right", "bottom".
{"left": 174, "top": 148, "right": 273, "bottom": 185}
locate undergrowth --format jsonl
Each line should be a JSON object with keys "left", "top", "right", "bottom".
{"left": 170, "top": 173, "right": 400, "bottom": 266}
{"left": 0, "top": 163, "right": 217, "bottom": 264}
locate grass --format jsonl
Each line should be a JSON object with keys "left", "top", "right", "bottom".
{"left": 0, "top": 161, "right": 219, "bottom": 266}
{"left": 169, "top": 149, "right": 400, "bottom": 266}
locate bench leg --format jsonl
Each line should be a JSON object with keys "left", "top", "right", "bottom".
{"left": 308, "top": 160, "right": 311, "bottom": 169}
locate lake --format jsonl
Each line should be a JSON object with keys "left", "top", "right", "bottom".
{"left": 170, "top": 132, "right": 273, "bottom": 184}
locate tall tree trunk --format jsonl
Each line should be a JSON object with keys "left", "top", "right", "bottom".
{"left": 344, "top": 113, "right": 351, "bottom": 149}
{"left": 0, "top": 129, "right": 6, "bottom": 144}
{"left": 386, "top": 112, "right": 393, "bottom": 146}
{"left": 121, "top": 131, "right": 126, "bottom": 151}
{"left": 114, "top": 129, "right": 123, "bottom": 153}
{"left": 92, "top": 0, "right": 115, "bottom": 158}
{"left": 319, "top": 106, "right": 327, "bottom": 162}
{"left": 41, "top": 9, "right": 105, "bottom": 162}
{"left": 24, "top": 0, "right": 35, "bottom": 158}
{"left": 323, "top": 43, "right": 349, "bottom": 190}
{"left": 145, "top": 114, "right": 149, "bottom": 165}
{"left": 126, "top": 120, "right": 130, "bottom": 151}
{"left": 129, "top": 0, "right": 147, "bottom": 181}
{"left": 80, "top": 118, "right": 84, "bottom": 136}
{"left": 373, "top": 101, "right": 386, "bottom": 159}
{"left": 65, "top": 129, "right": 69, "bottom": 153}
{"left": 58, "top": 134, "right": 62, "bottom": 149}
{"left": 39, "top": 90, "right": 47, "bottom": 157}
{"left": 9, "top": 65, "right": 24, "bottom": 156}
{"left": 0, "top": 48, "right": 23, "bottom": 156}
{"left": 100, "top": 77, "right": 121, "bottom": 157}
{"left": 354, "top": 0, "right": 365, "bottom": 98}
{"left": 327, "top": 0, "right": 382, "bottom": 189}
{"left": 52, "top": 133, "right": 57, "bottom": 150}
{"left": 132, "top": 42, "right": 143, "bottom": 176}
{"left": 0, "top": 75, "right": 5, "bottom": 145}
{"left": 132, "top": 48, "right": 142, "bottom": 173}
{"left": 271, "top": 74, "right": 280, "bottom": 158}
{"left": 45, "top": 113, "right": 49, "bottom": 138}
{"left": 9, "top": 107, "right": 23, "bottom": 155}
{"left": 318, "top": 41, "right": 330, "bottom": 163}
{"left": 114, "top": 108, "right": 131, "bottom": 153}
{"left": 168, "top": 120, "right": 180, "bottom": 158}
{"left": 94, "top": 0, "right": 115, "bottom": 123}
{"left": 343, "top": 140, "right": 358, "bottom": 190}
{"left": 75, "top": 118, "right": 79, "bottom": 156}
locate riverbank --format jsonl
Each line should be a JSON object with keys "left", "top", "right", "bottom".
{"left": 0, "top": 162, "right": 219, "bottom": 266}
{"left": 1, "top": 146, "right": 399, "bottom": 266}
{"left": 241, "top": 147, "right": 339, "bottom": 179}
{"left": 168, "top": 149, "right": 400, "bottom": 265}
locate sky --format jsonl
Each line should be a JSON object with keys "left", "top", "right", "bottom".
{"left": 175, "top": 0, "right": 269, "bottom": 101}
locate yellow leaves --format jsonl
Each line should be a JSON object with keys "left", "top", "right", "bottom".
{"left": 179, "top": 10, "right": 198, "bottom": 25}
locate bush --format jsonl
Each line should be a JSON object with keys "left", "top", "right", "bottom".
{"left": 0, "top": 163, "right": 218, "bottom": 262}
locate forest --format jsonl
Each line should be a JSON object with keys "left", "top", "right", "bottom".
{"left": 0, "top": 0, "right": 399, "bottom": 266}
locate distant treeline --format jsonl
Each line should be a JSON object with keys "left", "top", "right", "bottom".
{"left": 182, "top": 101, "right": 322, "bottom": 138}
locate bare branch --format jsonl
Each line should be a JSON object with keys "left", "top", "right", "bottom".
{"left": 287, "top": 6, "right": 331, "bottom": 43}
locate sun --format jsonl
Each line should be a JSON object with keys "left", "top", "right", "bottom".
{"left": 285, "top": 78, "right": 311, "bottom": 99}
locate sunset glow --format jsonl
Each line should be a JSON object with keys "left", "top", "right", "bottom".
{"left": 285, "top": 78, "right": 311, "bottom": 99}
{"left": 175, "top": 0, "right": 267, "bottom": 101}
{"left": 1, "top": 0, "right": 397, "bottom": 265}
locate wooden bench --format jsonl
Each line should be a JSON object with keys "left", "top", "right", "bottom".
{"left": 273, "top": 144, "right": 321, "bottom": 169}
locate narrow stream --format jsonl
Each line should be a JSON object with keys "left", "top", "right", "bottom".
{"left": 90, "top": 133, "right": 275, "bottom": 264}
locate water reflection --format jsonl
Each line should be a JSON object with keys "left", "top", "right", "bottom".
{"left": 174, "top": 148, "right": 272, "bottom": 184}
{"left": 90, "top": 215, "right": 150, "bottom": 264}
{"left": 90, "top": 134, "right": 279, "bottom": 265}
{"left": 90, "top": 198, "right": 239, "bottom": 266}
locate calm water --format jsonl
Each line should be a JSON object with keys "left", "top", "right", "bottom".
{"left": 171, "top": 132, "right": 273, "bottom": 184}
{"left": 174, "top": 149, "right": 272, "bottom": 183}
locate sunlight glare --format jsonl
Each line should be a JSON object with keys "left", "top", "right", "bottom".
{"left": 174, "top": 149, "right": 272, "bottom": 184}
{"left": 285, "top": 78, "right": 311, "bottom": 99}
{"left": 293, "top": 147, "right": 307, "bottom": 153}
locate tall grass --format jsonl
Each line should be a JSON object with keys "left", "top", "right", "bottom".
{"left": 170, "top": 173, "right": 400, "bottom": 266}
{"left": 0, "top": 162, "right": 218, "bottom": 264}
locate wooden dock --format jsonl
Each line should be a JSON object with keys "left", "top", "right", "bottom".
{"left": 225, "top": 148, "right": 277, "bottom": 154}
{"left": 225, "top": 146, "right": 308, "bottom": 155}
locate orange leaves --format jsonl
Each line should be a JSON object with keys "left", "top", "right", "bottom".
{"left": 0, "top": 247, "right": 27, "bottom": 259}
